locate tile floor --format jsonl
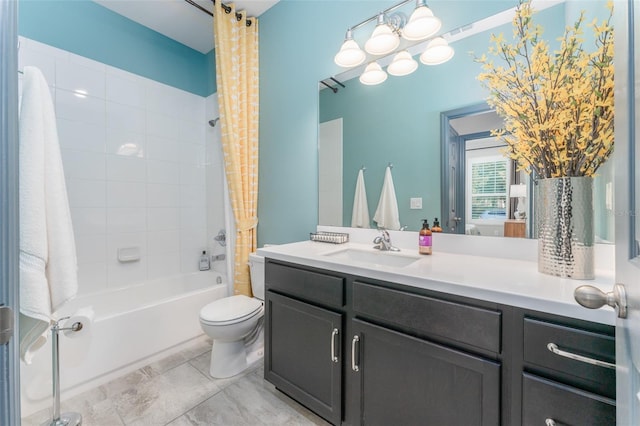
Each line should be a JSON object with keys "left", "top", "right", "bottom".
{"left": 22, "top": 336, "right": 330, "bottom": 426}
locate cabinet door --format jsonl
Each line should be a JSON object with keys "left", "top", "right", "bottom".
{"left": 351, "top": 319, "right": 500, "bottom": 426}
{"left": 265, "top": 291, "right": 342, "bottom": 425}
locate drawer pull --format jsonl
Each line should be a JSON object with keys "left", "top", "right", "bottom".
{"left": 331, "top": 328, "right": 339, "bottom": 363}
{"left": 351, "top": 335, "right": 360, "bottom": 372}
{"left": 545, "top": 418, "right": 556, "bottom": 426}
{"left": 547, "top": 343, "right": 615, "bottom": 369}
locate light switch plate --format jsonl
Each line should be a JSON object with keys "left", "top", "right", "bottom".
{"left": 410, "top": 197, "right": 422, "bottom": 209}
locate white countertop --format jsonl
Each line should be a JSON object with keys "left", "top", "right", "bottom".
{"left": 257, "top": 239, "right": 616, "bottom": 326}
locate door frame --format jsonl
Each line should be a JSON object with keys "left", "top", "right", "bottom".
{"left": 441, "top": 103, "right": 531, "bottom": 236}
{"left": 0, "top": 0, "right": 21, "bottom": 424}
{"left": 441, "top": 104, "right": 488, "bottom": 233}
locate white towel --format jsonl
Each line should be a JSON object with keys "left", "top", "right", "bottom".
{"left": 351, "top": 169, "right": 370, "bottom": 228}
{"left": 19, "top": 66, "right": 78, "bottom": 364}
{"left": 373, "top": 166, "right": 401, "bottom": 230}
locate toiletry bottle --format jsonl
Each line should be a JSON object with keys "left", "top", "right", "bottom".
{"left": 419, "top": 220, "right": 432, "bottom": 255}
{"left": 199, "top": 250, "right": 211, "bottom": 271}
{"left": 432, "top": 218, "right": 442, "bottom": 232}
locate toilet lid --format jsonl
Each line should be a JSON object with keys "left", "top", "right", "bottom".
{"left": 200, "top": 295, "right": 263, "bottom": 323}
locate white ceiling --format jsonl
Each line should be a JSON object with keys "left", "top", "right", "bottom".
{"left": 93, "top": 0, "right": 279, "bottom": 54}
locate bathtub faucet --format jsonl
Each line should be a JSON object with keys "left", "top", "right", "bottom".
{"left": 214, "top": 229, "right": 226, "bottom": 247}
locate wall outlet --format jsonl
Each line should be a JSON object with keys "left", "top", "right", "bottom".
{"left": 410, "top": 198, "right": 422, "bottom": 209}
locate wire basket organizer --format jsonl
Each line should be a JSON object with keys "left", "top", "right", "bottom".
{"left": 309, "top": 231, "right": 349, "bottom": 244}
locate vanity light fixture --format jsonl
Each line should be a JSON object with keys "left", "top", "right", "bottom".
{"left": 419, "top": 36, "right": 455, "bottom": 65}
{"left": 402, "top": 0, "right": 441, "bottom": 41}
{"left": 359, "top": 62, "right": 388, "bottom": 85}
{"left": 334, "top": 29, "right": 366, "bottom": 68}
{"left": 333, "top": 0, "right": 452, "bottom": 85}
{"left": 387, "top": 50, "right": 418, "bottom": 76}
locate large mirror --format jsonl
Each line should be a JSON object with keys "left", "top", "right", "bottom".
{"left": 318, "top": 0, "right": 614, "bottom": 241}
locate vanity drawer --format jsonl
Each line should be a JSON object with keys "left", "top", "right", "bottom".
{"left": 265, "top": 260, "right": 344, "bottom": 308}
{"left": 523, "top": 317, "right": 615, "bottom": 398}
{"left": 352, "top": 281, "right": 501, "bottom": 353}
{"left": 522, "top": 373, "right": 615, "bottom": 426}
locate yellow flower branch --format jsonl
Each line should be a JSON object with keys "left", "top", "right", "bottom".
{"left": 476, "top": 0, "right": 614, "bottom": 178}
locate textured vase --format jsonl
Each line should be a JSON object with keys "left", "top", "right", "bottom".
{"left": 537, "top": 177, "right": 594, "bottom": 280}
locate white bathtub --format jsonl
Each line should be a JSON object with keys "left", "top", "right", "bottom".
{"left": 20, "top": 271, "right": 227, "bottom": 417}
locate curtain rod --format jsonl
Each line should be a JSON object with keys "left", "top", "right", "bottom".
{"left": 183, "top": 0, "right": 253, "bottom": 26}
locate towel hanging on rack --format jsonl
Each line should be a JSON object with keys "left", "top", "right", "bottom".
{"left": 18, "top": 66, "right": 78, "bottom": 364}
{"left": 373, "top": 166, "right": 401, "bottom": 230}
{"left": 351, "top": 169, "right": 370, "bottom": 228}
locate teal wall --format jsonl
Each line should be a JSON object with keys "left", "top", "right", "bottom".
{"left": 18, "top": 0, "right": 215, "bottom": 96}
{"left": 319, "top": 5, "right": 565, "bottom": 232}
{"left": 17, "top": 0, "right": 609, "bottom": 244}
{"left": 258, "top": 0, "right": 544, "bottom": 244}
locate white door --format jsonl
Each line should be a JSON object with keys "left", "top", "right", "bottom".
{"left": 573, "top": 1, "right": 640, "bottom": 423}
{"left": 0, "top": 0, "right": 21, "bottom": 424}
{"left": 613, "top": 0, "right": 639, "bottom": 423}
{"left": 318, "top": 118, "right": 343, "bottom": 226}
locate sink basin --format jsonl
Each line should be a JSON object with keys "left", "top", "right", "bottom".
{"left": 323, "top": 248, "right": 421, "bottom": 268}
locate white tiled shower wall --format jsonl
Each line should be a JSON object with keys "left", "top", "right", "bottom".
{"left": 18, "top": 36, "right": 227, "bottom": 296}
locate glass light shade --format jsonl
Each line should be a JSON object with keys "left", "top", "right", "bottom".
{"left": 364, "top": 22, "right": 400, "bottom": 55}
{"left": 387, "top": 51, "right": 418, "bottom": 76}
{"left": 359, "top": 62, "right": 388, "bottom": 85}
{"left": 419, "top": 36, "right": 454, "bottom": 65}
{"left": 334, "top": 38, "right": 366, "bottom": 68}
{"left": 402, "top": 5, "right": 442, "bottom": 41}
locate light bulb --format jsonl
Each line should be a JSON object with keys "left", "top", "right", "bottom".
{"left": 364, "top": 14, "right": 400, "bottom": 56}
{"left": 420, "top": 36, "right": 454, "bottom": 65}
{"left": 387, "top": 51, "right": 418, "bottom": 76}
{"left": 402, "top": 2, "right": 441, "bottom": 41}
{"left": 359, "top": 62, "right": 387, "bottom": 85}
{"left": 334, "top": 29, "right": 366, "bottom": 68}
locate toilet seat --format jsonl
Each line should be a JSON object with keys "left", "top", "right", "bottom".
{"left": 200, "top": 295, "right": 264, "bottom": 326}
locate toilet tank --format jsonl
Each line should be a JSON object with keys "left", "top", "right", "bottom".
{"left": 248, "top": 252, "right": 265, "bottom": 300}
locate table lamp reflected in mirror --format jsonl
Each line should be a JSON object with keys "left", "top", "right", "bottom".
{"left": 510, "top": 184, "right": 527, "bottom": 220}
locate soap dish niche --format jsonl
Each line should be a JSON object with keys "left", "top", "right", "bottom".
{"left": 118, "top": 247, "right": 141, "bottom": 263}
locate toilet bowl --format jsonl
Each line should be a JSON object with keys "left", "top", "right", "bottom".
{"left": 199, "top": 252, "right": 265, "bottom": 378}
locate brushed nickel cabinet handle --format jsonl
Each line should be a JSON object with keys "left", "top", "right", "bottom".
{"left": 351, "top": 335, "right": 360, "bottom": 372}
{"left": 331, "top": 328, "right": 339, "bottom": 363}
{"left": 547, "top": 343, "right": 615, "bottom": 369}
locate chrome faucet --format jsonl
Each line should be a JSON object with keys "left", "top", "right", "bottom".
{"left": 373, "top": 229, "right": 400, "bottom": 252}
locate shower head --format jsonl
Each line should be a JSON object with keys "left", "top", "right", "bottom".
{"left": 208, "top": 118, "right": 220, "bottom": 127}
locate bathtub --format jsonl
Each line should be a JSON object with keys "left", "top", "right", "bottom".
{"left": 20, "top": 271, "right": 227, "bottom": 417}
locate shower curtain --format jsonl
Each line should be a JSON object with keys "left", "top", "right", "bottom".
{"left": 213, "top": 3, "right": 259, "bottom": 297}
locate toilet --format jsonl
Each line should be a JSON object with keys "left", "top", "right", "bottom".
{"left": 199, "top": 252, "right": 265, "bottom": 378}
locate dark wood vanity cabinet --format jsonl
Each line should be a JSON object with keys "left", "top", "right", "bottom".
{"left": 264, "top": 259, "right": 616, "bottom": 426}
{"left": 265, "top": 291, "right": 343, "bottom": 424}
{"left": 264, "top": 262, "right": 345, "bottom": 425}
{"left": 351, "top": 319, "right": 500, "bottom": 426}
{"left": 350, "top": 281, "right": 501, "bottom": 426}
